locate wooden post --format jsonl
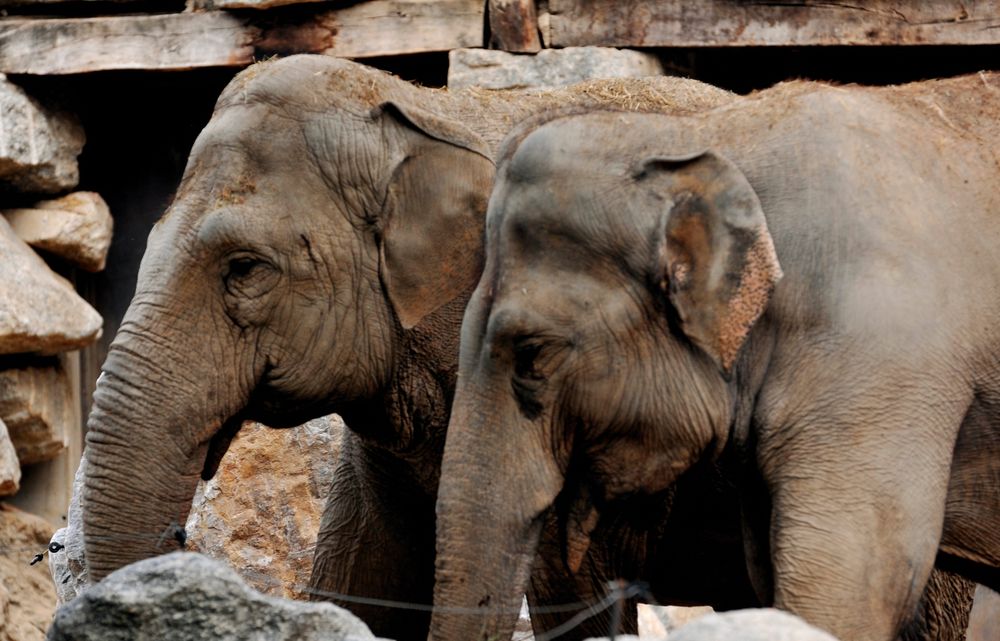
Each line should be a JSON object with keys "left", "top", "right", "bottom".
{"left": 489, "top": 0, "right": 542, "bottom": 52}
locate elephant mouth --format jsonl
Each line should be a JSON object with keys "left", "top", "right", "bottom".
{"left": 200, "top": 415, "right": 245, "bottom": 480}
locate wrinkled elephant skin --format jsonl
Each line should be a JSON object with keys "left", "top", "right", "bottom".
{"left": 432, "top": 75, "right": 1000, "bottom": 641}
{"left": 82, "top": 55, "right": 748, "bottom": 641}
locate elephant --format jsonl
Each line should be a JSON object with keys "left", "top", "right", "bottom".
{"left": 79, "top": 54, "right": 746, "bottom": 641}
{"left": 430, "top": 72, "right": 1000, "bottom": 641}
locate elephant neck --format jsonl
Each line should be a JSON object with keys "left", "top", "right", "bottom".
{"left": 340, "top": 297, "right": 462, "bottom": 461}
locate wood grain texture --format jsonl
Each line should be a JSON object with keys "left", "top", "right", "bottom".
{"left": 0, "top": 0, "right": 484, "bottom": 74}
{"left": 323, "top": 0, "right": 483, "bottom": 58}
{"left": 549, "top": 0, "right": 1000, "bottom": 47}
{"left": 0, "top": 13, "right": 257, "bottom": 74}
{"left": 489, "top": 0, "right": 541, "bottom": 52}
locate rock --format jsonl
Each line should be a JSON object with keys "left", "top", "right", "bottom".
{"left": 968, "top": 586, "right": 1000, "bottom": 641}
{"left": 0, "top": 74, "right": 85, "bottom": 194}
{"left": 0, "top": 218, "right": 102, "bottom": 355}
{"left": 0, "top": 417, "right": 20, "bottom": 497}
{"left": 0, "top": 503, "right": 57, "bottom": 641}
{"left": 448, "top": 47, "right": 665, "bottom": 91}
{"left": 185, "top": 414, "right": 344, "bottom": 599}
{"left": 47, "top": 552, "right": 375, "bottom": 641}
{"left": 0, "top": 356, "right": 72, "bottom": 465}
{"left": 48, "top": 453, "right": 89, "bottom": 605}
{"left": 3, "top": 192, "right": 113, "bottom": 272}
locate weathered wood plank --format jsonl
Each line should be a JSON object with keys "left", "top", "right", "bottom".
{"left": 489, "top": 0, "right": 541, "bottom": 53}
{"left": 549, "top": 0, "right": 1000, "bottom": 47}
{"left": 0, "top": 0, "right": 161, "bottom": 8}
{"left": 322, "top": 0, "right": 483, "bottom": 58}
{"left": 0, "top": 13, "right": 257, "bottom": 74}
{"left": 0, "top": 0, "right": 484, "bottom": 74}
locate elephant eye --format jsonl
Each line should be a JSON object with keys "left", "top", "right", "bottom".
{"left": 511, "top": 339, "right": 548, "bottom": 420}
{"left": 224, "top": 254, "right": 279, "bottom": 299}
{"left": 513, "top": 342, "right": 544, "bottom": 381}
{"left": 228, "top": 257, "right": 259, "bottom": 278}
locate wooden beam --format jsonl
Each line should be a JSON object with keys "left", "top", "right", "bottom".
{"left": 489, "top": 0, "right": 541, "bottom": 53}
{"left": 0, "top": 13, "right": 257, "bottom": 74}
{"left": 322, "top": 0, "right": 484, "bottom": 58}
{"left": 548, "top": 0, "right": 1000, "bottom": 47}
{"left": 0, "top": 0, "right": 484, "bottom": 75}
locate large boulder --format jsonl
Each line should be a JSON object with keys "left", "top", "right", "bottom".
{"left": 0, "top": 503, "right": 57, "bottom": 641}
{"left": 186, "top": 415, "right": 343, "bottom": 598}
{"left": 0, "top": 356, "right": 73, "bottom": 465}
{"left": 46, "top": 552, "right": 375, "bottom": 641}
{"left": 0, "top": 74, "right": 85, "bottom": 194}
{"left": 0, "top": 217, "right": 102, "bottom": 355}
{"left": 0, "top": 417, "right": 20, "bottom": 496}
{"left": 3, "top": 192, "right": 113, "bottom": 272}
{"left": 448, "top": 47, "right": 664, "bottom": 91}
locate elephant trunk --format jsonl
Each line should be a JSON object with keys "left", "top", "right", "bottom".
{"left": 430, "top": 384, "right": 564, "bottom": 641}
{"left": 82, "top": 308, "right": 242, "bottom": 581}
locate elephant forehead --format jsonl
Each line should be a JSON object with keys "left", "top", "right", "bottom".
{"left": 492, "top": 173, "right": 651, "bottom": 274}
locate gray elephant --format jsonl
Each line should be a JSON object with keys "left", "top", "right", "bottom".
{"left": 430, "top": 73, "right": 1000, "bottom": 641}
{"left": 79, "top": 54, "right": 742, "bottom": 641}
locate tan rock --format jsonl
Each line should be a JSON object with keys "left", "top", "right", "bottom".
{"left": 0, "top": 217, "right": 102, "bottom": 355}
{"left": 0, "top": 74, "right": 85, "bottom": 194}
{"left": 0, "top": 418, "right": 20, "bottom": 497}
{"left": 0, "top": 503, "right": 57, "bottom": 641}
{"left": 0, "top": 356, "right": 72, "bottom": 465}
{"left": 4, "top": 192, "right": 113, "bottom": 272}
{"left": 186, "top": 414, "right": 344, "bottom": 599}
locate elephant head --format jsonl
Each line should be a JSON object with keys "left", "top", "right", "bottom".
{"left": 82, "top": 55, "right": 493, "bottom": 580}
{"left": 430, "top": 114, "right": 782, "bottom": 640}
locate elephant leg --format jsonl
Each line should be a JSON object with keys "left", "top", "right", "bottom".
{"left": 898, "top": 568, "right": 976, "bottom": 641}
{"left": 309, "top": 431, "right": 435, "bottom": 641}
{"left": 526, "top": 511, "right": 639, "bottom": 641}
{"left": 758, "top": 378, "right": 967, "bottom": 641}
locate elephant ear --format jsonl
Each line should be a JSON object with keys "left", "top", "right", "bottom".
{"left": 376, "top": 101, "right": 494, "bottom": 330}
{"left": 636, "top": 150, "right": 782, "bottom": 375}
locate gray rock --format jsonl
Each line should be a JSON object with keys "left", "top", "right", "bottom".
{"left": 0, "top": 217, "right": 103, "bottom": 355}
{"left": 0, "top": 417, "right": 20, "bottom": 496}
{"left": 47, "top": 552, "right": 376, "bottom": 641}
{"left": 0, "top": 74, "right": 85, "bottom": 194}
{"left": 0, "top": 356, "right": 72, "bottom": 464}
{"left": 4, "top": 192, "right": 114, "bottom": 272}
{"left": 48, "top": 452, "right": 89, "bottom": 604}
{"left": 448, "top": 47, "right": 664, "bottom": 91}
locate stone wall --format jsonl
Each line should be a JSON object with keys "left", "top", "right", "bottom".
{"left": 0, "top": 73, "right": 108, "bottom": 641}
